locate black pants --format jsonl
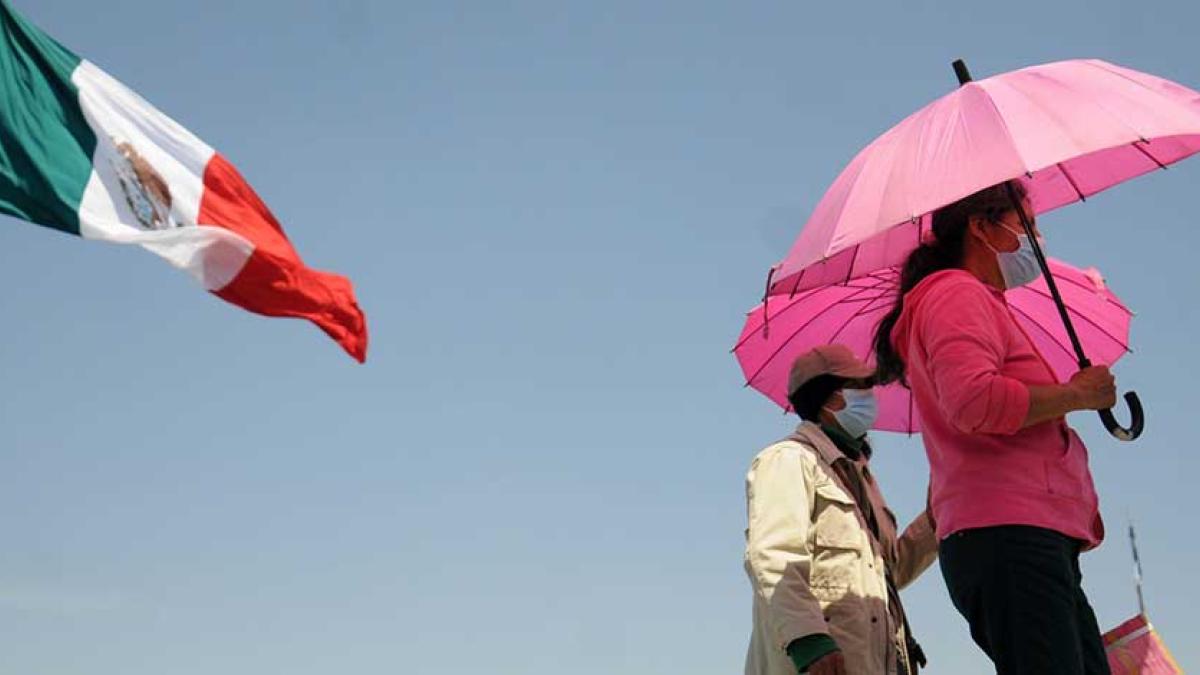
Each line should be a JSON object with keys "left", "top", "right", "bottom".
{"left": 939, "top": 525, "right": 1111, "bottom": 675}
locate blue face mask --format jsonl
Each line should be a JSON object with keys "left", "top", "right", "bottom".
{"left": 987, "top": 225, "right": 1045, "bottom": 290}
{"left": 827, "top": 388, "right": 878, "bottom": 439}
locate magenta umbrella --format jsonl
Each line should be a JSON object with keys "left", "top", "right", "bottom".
{"left": 735, "top": 258, "right": 1133, "bottom": 434}
{"left": 762, "top": 59, "right": 1200, "bottom": 440}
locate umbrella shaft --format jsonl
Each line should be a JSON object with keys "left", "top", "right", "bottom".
{"left": 1002, "top": 182, "right": 1089, "bottom": 367}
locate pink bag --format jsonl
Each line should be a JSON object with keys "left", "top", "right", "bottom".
{"left": 1104, "top": 614, "right": 1183, "bottom": 674}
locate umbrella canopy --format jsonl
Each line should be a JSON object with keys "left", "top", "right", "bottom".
{"left": 734, "top": 258, "right": 1132, "bottom": 434}
{"left": 768, "top": 59, "right": 1200, "bottom": 296}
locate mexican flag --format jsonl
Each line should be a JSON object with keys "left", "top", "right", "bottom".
{"left": 0, "top": 1, "right": 367, "bottom": 361}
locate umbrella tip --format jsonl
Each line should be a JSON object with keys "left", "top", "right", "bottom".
{"left": 952, "top": 59, "right": 973, "bottom": 86}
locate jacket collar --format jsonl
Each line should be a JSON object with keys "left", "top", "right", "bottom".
{"left": 792, "top": 421, "right": 849, "bottom": 467}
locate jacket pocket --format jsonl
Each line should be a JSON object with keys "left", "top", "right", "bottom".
{"left": 810, "top": 482, "right": 864, "bottom": 590}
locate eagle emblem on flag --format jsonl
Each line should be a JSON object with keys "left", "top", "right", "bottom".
{"left": 110, "top": 140, "right": 180, "bottom": 230}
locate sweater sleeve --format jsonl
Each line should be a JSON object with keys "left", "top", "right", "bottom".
{"left": 916, "top": 280, "right": 1030, "bottom": 435}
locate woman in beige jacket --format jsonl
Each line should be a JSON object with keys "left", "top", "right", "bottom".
{"left": 745, "top": 345, "right": 938, "bottom": 675}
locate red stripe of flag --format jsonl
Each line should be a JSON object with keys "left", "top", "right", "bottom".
{"left": 197, "top": 153, "right": 367, "bottom": 362}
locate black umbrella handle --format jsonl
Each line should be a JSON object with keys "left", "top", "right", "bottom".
{"left": 1080, "top": 357, "right": 1145, "bottom": 441}
{"left": 1079, "top": 357, "right": 1145, "bottom": 441}
{"left": 1098, "top": 393, "right": 1145, "bottom": 442}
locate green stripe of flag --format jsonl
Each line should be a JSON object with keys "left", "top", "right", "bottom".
{"left": 0, "top": 0, "right": 96, "bottom": 236}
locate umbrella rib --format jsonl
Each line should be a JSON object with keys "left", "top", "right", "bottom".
{"left": 787, "top": 264, "right": 810, "bottom": 299}
{"left": 845, "top": 244, "right": 861, "bottom": 284}
{"left": 763, "top": 270, "right": 897, "bottom": 353}
{"left": 1008, "top": 301, "right": 1128, "bottom": 369}
{"left": 855, "top": 302, "right": 894, "bottom": 318}
{"left": 733, "top": 283, "right": 843, "bottom": 352}
{"left": 1057, "top": 162, "right": 1087, "bottom": 202}
{"left": 828, "top": 285, "right": 898, "bottom": 344}
{"left": 787, "top": 285, "right": 835, "bottom": 305}
{"left": 1013, "top": 288, "right": 1131, "bottom": 351}
{"left": 1029, "top": 272, "right": 1097, "bottom": 296}
{"left": 732, "top": 279, "right": 891, "bottom": 353}
{"left": 846, "top": 296, "right": 895, "bottom": 314}
{"left": 1018, "top": 269, "right": 1134, "bottom": 314}
{"left": 742, "top": 283, "right": 894, "bottom": 386}
{"left": 1020, "top": 280, "right": 1132, "bottom": 317}
{"left": 733, "top": 282, "right": 848, "bottom": 351}
{"left": 1006, "top": 303, "right": 1086, "bottom": 371}
{"left": 1132, "top": 141, "right": 1168, "bottom": 170}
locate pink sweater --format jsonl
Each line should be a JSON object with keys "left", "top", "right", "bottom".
{"left": 891, "top": 270, "right": 1104, "bottom": 548}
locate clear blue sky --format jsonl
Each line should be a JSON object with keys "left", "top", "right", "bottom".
{"left": 1, "top": 1, "right": 1196, "bottom": 673}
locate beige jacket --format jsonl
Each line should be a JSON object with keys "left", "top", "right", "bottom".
{"left": 744, "top": 423, "right": 938, "bottom": 675}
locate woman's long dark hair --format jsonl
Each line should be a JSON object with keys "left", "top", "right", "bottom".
{"left": 872, "top": 180, "right": 1027, "bottom": 385}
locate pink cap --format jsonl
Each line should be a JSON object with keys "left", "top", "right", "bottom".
{"left": 787, "top": 345, "right": 875, "bottom": 397}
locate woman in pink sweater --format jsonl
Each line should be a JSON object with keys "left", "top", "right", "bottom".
{"left": 872, "top": 181, "right": 1117, "bottom": 674}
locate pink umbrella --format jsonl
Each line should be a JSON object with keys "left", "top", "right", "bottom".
{"left": 762, "top": 59, "right": 1197, "bottom": 440}
{"left": 769, "top": 59, "right": 1200, "bottom": 293}
{"left": 734, "top": 258, "right": 1132, "bottom": 434}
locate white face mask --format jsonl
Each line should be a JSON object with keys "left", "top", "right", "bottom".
{"left": 826, "top": 388, "right": 878, "bottom": 439}
{"left": 984, "top": 224, "right": 1045, "bottom": 289}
